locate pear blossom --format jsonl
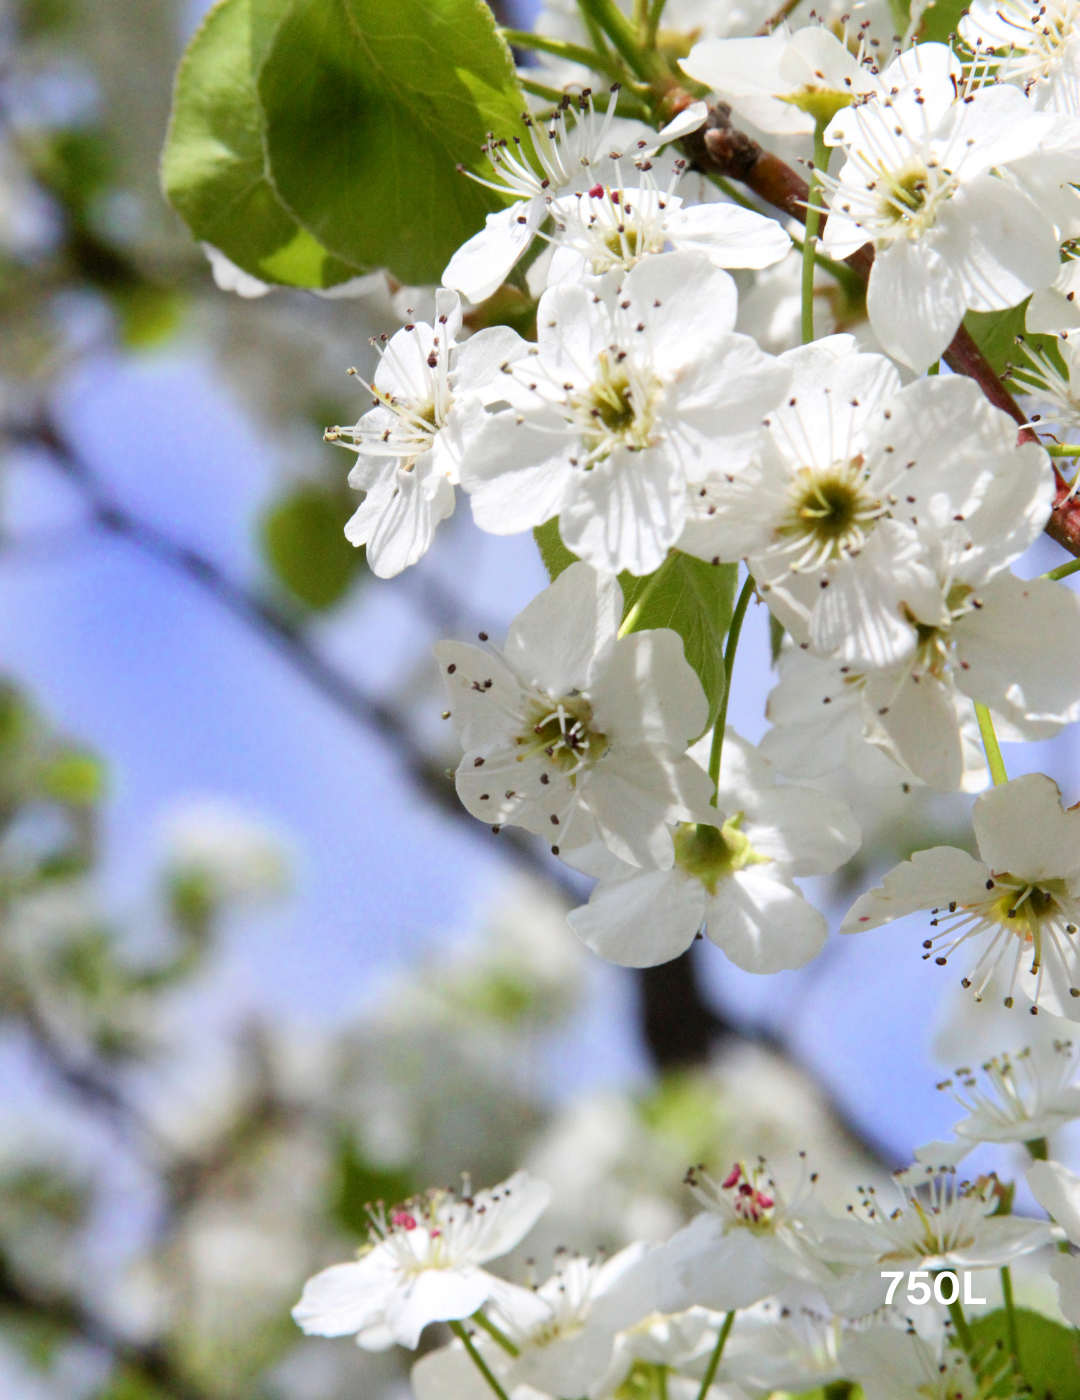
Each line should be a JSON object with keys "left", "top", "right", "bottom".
{"left": 1050, "top": 1251, "right": 1080, "bottom": 1326}
{"left": 657, "top": 1157, "right": 838, "bottom": 1312}
{"left": 760, "top": 644, "right": 990, "bottom": 793}
{"left": 960, "top": 0, "right": 1080, "bottom": 89}
{"left": 681, "top": 25, "right": 885, "bottom": 136}
{"left": 291, "top": 1170, "right": 551, "bottom": 1350}
{"left": 434, "top": 562, "right": 714, "bottom": 870}
{"left": 1025, "top": 1160, "right": 1080, "bottom": 1326}
{"left": 326, "top": 290, "right": 521, "bottom": 578}
{"left": 565, "top": 728, "right": 861, "bottom": 970}
{"left": 815, "top": 1164, "right": 1058, "bottom": 1316}
{"left": 679, "top": 336, "right": 1055, "bottom": 670}
{"left": 1008, "top": 328, "right": 1080, "bottom": 434}
{"left": 841, "top": 1324, "right": 1013, "bottom": 1400}
{"left": 545, "top": 176, "right": 791, "bottom": 289}
{"left": 442, "top": 93, "right": 698, "bottom": 304}
{"left": 503, "top": 1246, "right": 660, "bottom": 1398}
{"left": 936, "top": 1039, "right": 1080, "bottom": 1148}
{"left": 842, "top": 773, "right": 1080, "bottom": 1017}
{"left": 459, "top": 252, "right": 790, "bottom": 575}
{"left": 721, "top": 1305, "right": 847, "bottom": 1393}
{"left": 821, "top": 46, "right": 1061, "bottom": 372}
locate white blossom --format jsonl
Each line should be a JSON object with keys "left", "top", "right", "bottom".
{"left": 935, "top": 1039, "right": 1080, "bottom": 1148}
{"left": 291, "top": 1171, "right": 551, "bottom": 1350}
{"left": 821, "top": 46, "right": 1061, "bottom": 372}
{"left": 1008, "top": 328, "right": 1080, "bottom": 435}
{"left": 841, "top": 1324, "right": 1011, "bottom": 1400}
{"left": 1026, "top": 256, "right": 1080, "bottom": 333}
{"left": 565, "top": 728, "right": 860, "bottom": 970}
{"left": 760, "top": 644, "right": 990, "bottom": 793}
{"left": 679, "top": 336, "right": 1055, "bottom": 671}
{"left": 960, "top": 0, "right": 1080, "bottom": 89}
{"left": 326, "top": 290, "right": 520, "bottom": 578}
{"left": 545, "top": 176, "right": 791, "bottom": 289}
{"left": 681, "top": 25, "right": 884, "bottom": 136}
{"left": 434, "top": 562, "right": 714, "bottom": 870}
{"left": 816, "top": 1163, "right": 1059, "bottom": 1315}
{"left": 842, "top": 773, "right": 1080, "bottom": 1017}
{"left": 459, "top": 252, "right": 790, "bottom": 575}
{"left": 657, "top": 1157, "right": 838, "bottom": 1312}
{"left": 442, "top": 93, "right": 686, "bottom": 304}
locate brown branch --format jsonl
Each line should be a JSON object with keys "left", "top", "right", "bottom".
{"left": 677, "top": 97, "right": 1080, "bottom": 558}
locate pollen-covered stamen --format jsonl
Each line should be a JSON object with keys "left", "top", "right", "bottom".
{"left": 1006, "top": 332, "right": 1080, "bottom": 455}
{"left": 964, "top": 0, "right": 1080, "bottom": 83}
{"left": 774, "top": 456, "right": 887, "bottom": 571}
{"left": 466, "top": 89, "right": 623, "bottom": 204}
{"left": 920, "top": 871, "right": 1080, "bottom": 1010}
{"left": 548, "top": 165, "right": 687, "bottom": 276}
{"left": 363, "top": 1177, "right": 524, "bottom": 1275}
{"left": 854, "top": 1166, "right": 999, "bottom": 1261}
{"left": 325, "top": 323, "right": 455, "bottom": 464}
{"left": 515, "top": 693, "right": 609, "bottom": 778}
{"left": 686, "top": 1154, "right": 817, "bottom": 1234}
{"left": 937, "top": 1040, "right": 1078, "bottom": 1133}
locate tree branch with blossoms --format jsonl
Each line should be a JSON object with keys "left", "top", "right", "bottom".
{"left": 162, "top": 0, "right": 1080, "bottom": 1392}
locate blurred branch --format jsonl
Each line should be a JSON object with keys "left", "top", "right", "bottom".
{"left": 0, "top": 1251, "right": 210, "bottom": 1400}
{"left": 4, "top": 415, "right": 891, "bottom": 1169}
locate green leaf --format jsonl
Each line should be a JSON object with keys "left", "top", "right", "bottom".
{"left": 260, "top": 484, "right": 365, "bottom": 610}
{"left": 533, "top": 520, "right": 736, "bottom": 736}
{"left": 333, "top": 1136, "right": 414, "bottom": 1237}
{"left": 39, "top": 749, "right": 106, "bottom": 805}
{"left": 963, "top": 300, "right": 1064, "bottom": 385}
{"left": 967, "top": 1306, "right": 1080, "bottom": 1398}
{"left": 258, "top": 0, "right": 526, "bottom": 285}
{"left": 161, "top": 0, "right": 362, "bottom": 288}
{"left": 915, "top": 0, "right": 965, "bottom": 41}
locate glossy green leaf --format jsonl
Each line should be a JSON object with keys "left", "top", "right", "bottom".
{"left": 258, "top": 0, "right": 526, "bottom": 285}
{"left": 968, "top": 1306, "right": 1080, "bottom": 1397}
{"left": 533, "top": 520, "right": 736, "bottom": 735}
{"left": 261, "top": 484, "right": 365, "bottom": 610}
{"left": 161, "top": 0, "right": 362, "bottom": 288}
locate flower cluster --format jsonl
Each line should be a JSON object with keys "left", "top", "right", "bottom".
{"left": 263, "top": 0, "right": 1080, "bottom": 1387}
{"left": 292, "top": 1042, "right": 1075, "bottom": 1396}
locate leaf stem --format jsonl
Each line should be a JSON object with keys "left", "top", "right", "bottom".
{"left": 708, "top": 572, "right": 755, "bottom": 804}
{"left": 1045, "top": 556, "right": 1080, "bottom": 582}
{"left": 577, "top": 0, "right": 662, "bottom": 78}
{"left": 1047, "top": 444, "right": 1080, "bottom": 457}
{"left": 470, "top": 1310, "right": 520, "bottom": 1357}
{"left": 974, "top": 702, "right": 1008, "bottom": 786}
{"left": 695, "top": 1310, "right": 736, "bottom": 1400}
{"left": 947, "top": 1298, "right": 974, "bottom": 1356}
{"left": 618, "top": 551, "right": 678, "bottom": 637}
{"left": 801, "top": 121, "right": 829, "bottom": 345}
{"left": 450, "top": 1321, "right": 512, "bottom": 1400}
{"left": 645, "top": 0, "right": 669, "bottom": 43}
{"left": 1000, "top": 1265, "right": 1021, "bottom": 1373}
{"left": 500, "top": 29, "right": 630, "bottom": 84}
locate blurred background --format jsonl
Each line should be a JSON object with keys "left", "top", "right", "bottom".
{"left": 0, "top": 0, "right": 1077, "bottom": 1396}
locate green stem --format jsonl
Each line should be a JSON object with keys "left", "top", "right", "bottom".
{"left": 947, "top": 1299, "right": 974, "bottom": 1356}
{"left": 1045, "top": 556, "right": 1080, "bottom": 581}
{"left": 801, "top": 121, "right": 829, "bottom": 345}
{"left": 449, "top": 1321, "right": 512, "bottom": 1400}
{"left": 577, "top": 0, "right": 662, "bottom": 78}
{"left": 708, "top": 573, "right": 755, "bottom": 804}
{"left": 499, "top": 29, "right": 630, "bottom": 84}
{"left": 1048, "top": 444, "right": 1080, "bottom": 457}
{"left": 520, "top": 75, "right": 577, "bottom": 105}
{"left": 974, "top": 702, "right": 1008, "bottom": 786}
{"left": 645, "top": 0, "right": 669, "bottom": 42}
{"left": 695, "top": 1311, "right": 736, "bottom": 1400}
{"left": 656, "top": 1363, "right": 669, "bottom": 1400}
{"left": 619, "top": 551, "right": 678, "bottom": 637}
{"left": 1000, "top": 1265, "right": 1021, "bottom": 1373}
{"left": 470, "top": 1310, "right": 520, "bottom": 1357}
